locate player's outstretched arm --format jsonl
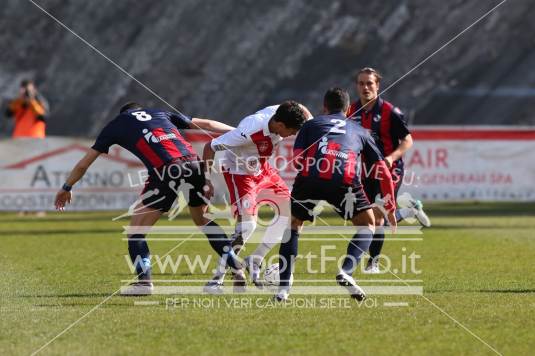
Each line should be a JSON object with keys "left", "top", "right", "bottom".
{"left": 385, "top": 134, "right": 413, "bottom": 168}
{"left": 190, "top": 118, "right": 235, "bottom": 134}
{"left": 54, "top": 148, "right": 101, "bottom": 210}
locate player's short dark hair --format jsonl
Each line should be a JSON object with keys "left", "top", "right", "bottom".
{"left": 323, "top": 87, "right": 350, "bottom": 113}
{"left": 354, "top": 67, "right": 382, "bottom": 83}
{"left": 272, "top": 101, "right": 307, "bottom": 130}
{"left": 20, "top": 79, "right": 33, "bottom": 88}
{"left": 119, "top": 102, "right": 143, "bottom": 113}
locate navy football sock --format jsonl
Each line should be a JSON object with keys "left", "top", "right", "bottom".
{"left": 367, "top": 226, "right": 385, "bottom": 265}
{"left": 128, "top": 234, "right": 152, "bottom": 281}
{"left": 341, "top": 227, "right": 373, "bottom": 275}
{"left": 278, "top": 229, "right": 299, "bottom": 288}
{"left": 203, "top": 221, "right": 241, "bottom": 270}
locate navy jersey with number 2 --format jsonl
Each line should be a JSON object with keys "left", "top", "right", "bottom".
{"left": 293, "top": 112, "right": 384, "bottom": 187}
{"left": 92, "top": 108, "right": 196, "bottom": 169}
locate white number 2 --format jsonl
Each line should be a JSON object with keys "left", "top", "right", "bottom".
{"left": 330, "top": 119, "right": 346, "bottom": 134}
{"left": 132, "top": 111, "right": 152, "bottom": 121}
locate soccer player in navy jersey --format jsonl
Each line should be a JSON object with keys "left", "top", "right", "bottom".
{"left": 54, "top": 102, "right": 243, "bottom": 295}
{"left": 275, "top": 88, "right": 397, "bottom": 302}
{"left": 347, "top": 67, "right": 431, "bottom": 274}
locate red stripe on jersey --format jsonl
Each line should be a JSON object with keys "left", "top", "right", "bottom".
{"left": 380, "top": 102, "right": 394, "bottom": 156}
{"left": 361, "top": 111, "right": 372, "bottom": 130}
{"left": 250, "top": 130, "right": 273, "bottom": 162}
{"left": 343, "top": 151, "right": 356, "bottom": 185}
{"left": 153, "top": 128, "right": 182, "bottom": 158}
{"left": 301, "top": 142, "right": 318, "bottom": 177}
{"left": 318, "top": 142, "right": 339, "bottom": 180}
{"left": 135, "top": 138, "right": 164, "bottom": 168}
{"left": 347, "top": 102, "right": 358, "bottom": 118}
{"left": 170, "top": 128, "right": 196, "bottom": 156}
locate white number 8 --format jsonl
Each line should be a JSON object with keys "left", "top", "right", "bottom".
{"left": 132, "top": 111, "right": 152, "bottom": 121}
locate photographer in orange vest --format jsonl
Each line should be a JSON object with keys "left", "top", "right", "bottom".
{"left": 6, "top": 80, "right": 49, "bottom": 138}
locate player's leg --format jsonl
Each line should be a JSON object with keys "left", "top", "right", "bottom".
{"left": 396, "top": 196, "right": 432, "bottom": 227}
{"left": 184, "top": 162, "right": 244, "bottom": 272}
{"left": 199, "top": 169, "right": 254, "bottom": 293}
{"left": 225, "top": 177, "right": 259, "bottom": 291}
{"left": 363, "top": 178, "right": 385, "bottom": 273}
{"left": 245, "top": 170, "right": 291, "bottom": 286}
{"left": 122, "top": 169, "right": 173, "bottom": 296}
{"left": 188, "top": 205, "right": 242, "bottom": 271}
{"left": 330, "top": 185, "right": 374, "bottom": 301}
{"left": 340, "top": 208, "right": 376, "bottom": 276}
{"left": 275, "top": 177, "right": 315, "bottom": 301}
{"left": 393, "top": 168, "right": 431, "bottom": 227}
{"left": 127, "top": 205, "right": 162, "bottom": 279}
{"left": 365, "top": 207, "right": 385, "bottom": 273}
{"left": 335, "top": 206, "right": 374, "bottom": 301}
{"left": 275, "top": 215, "right": 304, "bottom": 302}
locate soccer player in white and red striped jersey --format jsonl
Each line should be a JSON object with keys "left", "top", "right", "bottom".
{"left": 202, "top": 101, "right": 311, "bottom": 293}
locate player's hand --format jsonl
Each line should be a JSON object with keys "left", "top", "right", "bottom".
{"left": 384, "top": 156, "right": 394, "bottom": 169}
{"left": 203, "top": 179, "right": 214, "bottom": 200}
{"left": 386, "top": 209, "right": 397, "bottom": 233}
{"left": 55, "top": 190, "right": 72, "bottom": 211}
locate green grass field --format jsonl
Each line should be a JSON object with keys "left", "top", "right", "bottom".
{"left": 2, "top": 203, "right": 535, "bottom": 355}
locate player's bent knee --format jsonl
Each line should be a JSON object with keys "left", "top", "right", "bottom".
{"left": 237, "top": 219, "right": 257, "bottom": 241}
{"left": 189, "top": 205, "right": 209, "bottom": 226}
{"left": 291, "top": 216, "right": 304, "bottom": 231}
{"left": 353, "top": 209, "right": 375, "bottom": 232}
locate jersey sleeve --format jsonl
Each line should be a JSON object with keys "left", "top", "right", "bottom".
{"left": 210, "top": 125, "right": 251, "bottom": 151}
{"left": 390, "top": 107, "right": 410, "bottom": 139}
{"left": 362, "top": 132, "right": 384, "bottom": 165}
{"left": 168, "top": 111, "right": 192, "bottom": 129}
{"left": 91, "top": 121, "right": 117, "bottom": 154}
{"left": 210, "top": 109, "right": 271, "bottom": 151}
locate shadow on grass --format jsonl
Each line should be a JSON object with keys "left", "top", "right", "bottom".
{"left": 425, "top": 202, "right": 535, "bottom": 217}
{"left": 426, "top": 224, "right": 535, "bottom": 230}
{"left": 425, "top": 289, "right": 535, "bottom": 294}
{"left": 478, "top": 289, "right": 535, "bottom": 294}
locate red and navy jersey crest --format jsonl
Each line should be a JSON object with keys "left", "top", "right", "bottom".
{"left": 347, "top": 98, "right": 410, "bottom": 163}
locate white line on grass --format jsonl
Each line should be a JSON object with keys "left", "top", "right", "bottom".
{"left": 134, "top": 301, "right": 160, "bottom": 306}
{"left": 383, "top": 302, "right": 409, "bottom": 307}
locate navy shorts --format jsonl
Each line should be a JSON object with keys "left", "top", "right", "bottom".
{"left": 141, "top": 159, "right": 206, "bottom": 212}
{"left": 291, "top": 176, "right": 372, "bottom": 222}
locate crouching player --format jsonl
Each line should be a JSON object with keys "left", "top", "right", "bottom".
{"left": 275, "top": 88, "right": 397, "bottom": 302}
{"left": 54, "top": 102, "right": 243, "bottom": 295}
{"left": 202, "top": 101, "right": 311, "bottom": 293}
